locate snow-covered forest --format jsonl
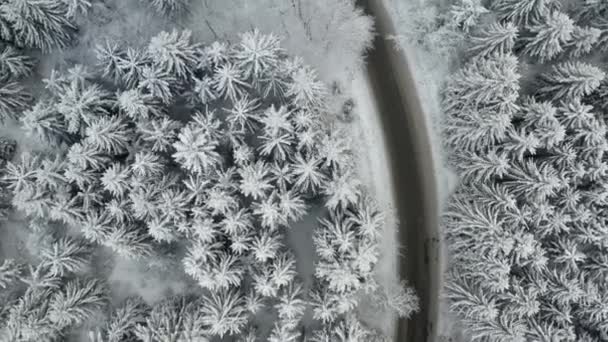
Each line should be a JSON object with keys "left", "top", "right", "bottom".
{"left": 413, "top": 0, "right": 608, "bottom": 341}
{"left": 0, "top": 0, "right": 420, "bottom": 341}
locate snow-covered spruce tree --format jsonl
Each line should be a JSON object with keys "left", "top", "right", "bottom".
{"left": 443, "top": 3, "right": 608, "bottom": 341}
{"left": 0, "top": 254, "right": 109, "bottom": 340}
{"left": 0, "top": 0, "right": 77, "bottom": 51}
{"left": 139, "top": 0, "right": 191, "bottom": 17}
{"left": 2, "top": 29, "right": 416, "bottom": 340}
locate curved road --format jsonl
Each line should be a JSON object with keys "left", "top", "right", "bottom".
{"left": 355, "top": 1, "right": 444, "bottom": 341}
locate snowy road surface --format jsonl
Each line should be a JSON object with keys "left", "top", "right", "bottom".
{"left": 355, "top": 0, "right": 444, "bottom": 341}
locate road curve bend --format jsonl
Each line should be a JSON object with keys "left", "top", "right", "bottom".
{"left": 354, "top": 1, "right": 444, "bottom": 341}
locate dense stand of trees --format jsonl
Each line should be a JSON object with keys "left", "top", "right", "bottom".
{"left": 0, "top": 2, "right": 418, "bottom": 338}
{"left": 443, "top": 0, "right": 608, "bottom": 341}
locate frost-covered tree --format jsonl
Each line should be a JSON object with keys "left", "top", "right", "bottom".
{"left": 84, "top": 116, "right": 132, "bottom": 155}
{"left": 0, "top": 259, "right": 21, "bottom": 289}
{"left": 20, "top": 101, "right": 71, "bottom": 146}
{"left": 234, "top": 29, "right": 284, "bottom": 79}
{"left": 521, "top": 11, "right": 574, "bottom": 62}
{"left": 468, "top": 21, "right": 518, "bottom": 58}
{"left": 172, "top": 124, "right": 222, "bottom": 174}
{"left": 566, "top": 25, "right": 601, "bottom": 58}
{"left": 48, "top": 277, "right": 108, "bottom": 327}
{"left": 148, "top": 29, "right": 199, "bottom": 79}
{"left": 0, "top": 0, "right": 76, "bottom": 51}
{"left": 56, "top": 79, "right": 113, "bottom": 134}
{"left": 200, "top": 289, "right": 248, "bottom": 337}
{"left": 443, "top": 52, "right": 520, "bottom": 115}
{"left": 0, "top": 45, "right": 34, "bottom": 81}
{"left": 0, "top": 81, "right": 31, "bottom": 122}
{"left": 491, "top": 0, "right": 559, "bottom": 25}
{"left": 140, "top": 0, "right": 191, "bottom": 17}
{"left": 213, "top": 62, "right": 250, "bottom": 101}
{"left": 39, "top": 236, "right": 91, "bottom": 276}
{"left": 117, "top": 89, "right": 164, "bottom": 121}
{"left": 538, "top": 61, "right": 605, "bottom": 100}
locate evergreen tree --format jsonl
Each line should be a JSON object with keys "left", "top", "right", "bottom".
{"left": 538, "top": 61, "right": 605, "bottom": 100}
{"left": 468, "top": 21, "right": 518, "bottom": 58}
{"left": 56, "top": 79, "right": 113, "bottom": 134}
{"left": 103, "top": 298, "right": 148, "bottom": 342}
{"left": 213, "top": 62, "right": 250, "bottom": 101}
{"left": 61, "top": 0, "right": 91, "bottom": 18}
{"left": 0, "top": 0, "right": 76, "bottom": 51}
{"left": 136, "top": 117, "right": 182, "bottom": 153}
{"left": 443, "top": 52, "right": 520, "bottom": 115}
{"left": 148, "top": 29, "right": 199, "bottom": 80}
{"left": 84, "top": 116, "right": 132, "bottom": 155}
{"left": 172, "top": 125, "right": 222, "bottom": 174}
{"left": 95, "top": 40, "right": 126, "bottom": 84}
{"left": 200, "top": 288, "right": 248, "bottom": 338}
{"left": 0, "top": 44, "right": 34, "bottom": 80}
{"left": 491, "top": 0, "right": 558, "bottom": 25}
{"left": 20, "top": 101, "right": 71, "bottom": 146}
{"left": 449, "top": 0, "right": 489, "bottom": 32}
{"left": 102, "top": 226, "right": 154, "bottom": 259}
{"left": 0, "top": 81, "right": 31, "bottom": 122}
{"left": 0, "top": 259, "right": 21, "bottom": 289}
{"left": 566, "top": 26, "right": 601, "bottom": 58}
{"left": 234, "top": 29, "right": 284, "bottom": 79}
{"left": 100, "top": 163, "right": 130, "bottom": 197}
{"left": 238, "top": 160, "right": 272, "bottom": 200}
{"left": 140, "top": 0, "right": 191, "bottom": 17}
{"left": 39, "top": 236, "right": 91, "bottom": 276}
{"left": 522, "top": 11, "right": 574, "bottom": 62}
{"left": 285, "top": 64, "right": 326, "bottom": 109}
{"left": 117, "top": 89, "right": 165, "bottom": 121}
{"left": 48, "top": 278, "right": 108, "bottom": 327}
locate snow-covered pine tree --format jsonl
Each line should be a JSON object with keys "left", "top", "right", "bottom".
{"left": 39, "top": 236, "right": 91, "bottom": 276}
{"left": 538, "top": 61, "right": 605, "bottom": 100}
{"left": 521, "top": 11, "right": 574, "bottom": 62}
{"left": 140, "top": 0, "right": 191, "bottom": 17}
{"left": 0, "top": 259, "right": 21, "bottom": 289}
{"left": 148, "top": 29, "right": 199, "bottom": 80}
{"left": 0, "top": 44, "right": 34, "bottom": 81}
{"left": 490, "top": 0, "right": 559, "bottom": 26}
{"left": 172, "top": 124, "right": 222, "bottom": 174}
{"left": 234, "top": 29, "right": 284, "bottom": 80}
{"left": 468, "top": 21, "right": 518, "bottom": 58}
{"left": 133, "top": 296, "right": 207, "bottom": 341}
{"left": 20, "top": 101, "right": 72, "bottom": 146}
{"left": 56, "top": 78, "right": 113, "bottom": 134}
{"left": 566, "top": 25, "right": 601, "bottom": 58}
{"left": 200, "top": 288, "right": 248, "bottom": 338}
{"left": 0, "top": 0, "right": 76, "bottom": 51}
{"left": 0, "top": 80, "right": 31, "bottom": 122}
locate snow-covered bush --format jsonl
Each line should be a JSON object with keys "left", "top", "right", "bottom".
{"left": 1, "top": 29, "right": 416, "bottom": 340}
{"left": 443, "top": 3, "right": 608, "bottom": 341}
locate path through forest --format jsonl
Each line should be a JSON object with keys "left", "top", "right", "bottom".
{"left": 355, "top": 0, "right": 444, "bottom": 341}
